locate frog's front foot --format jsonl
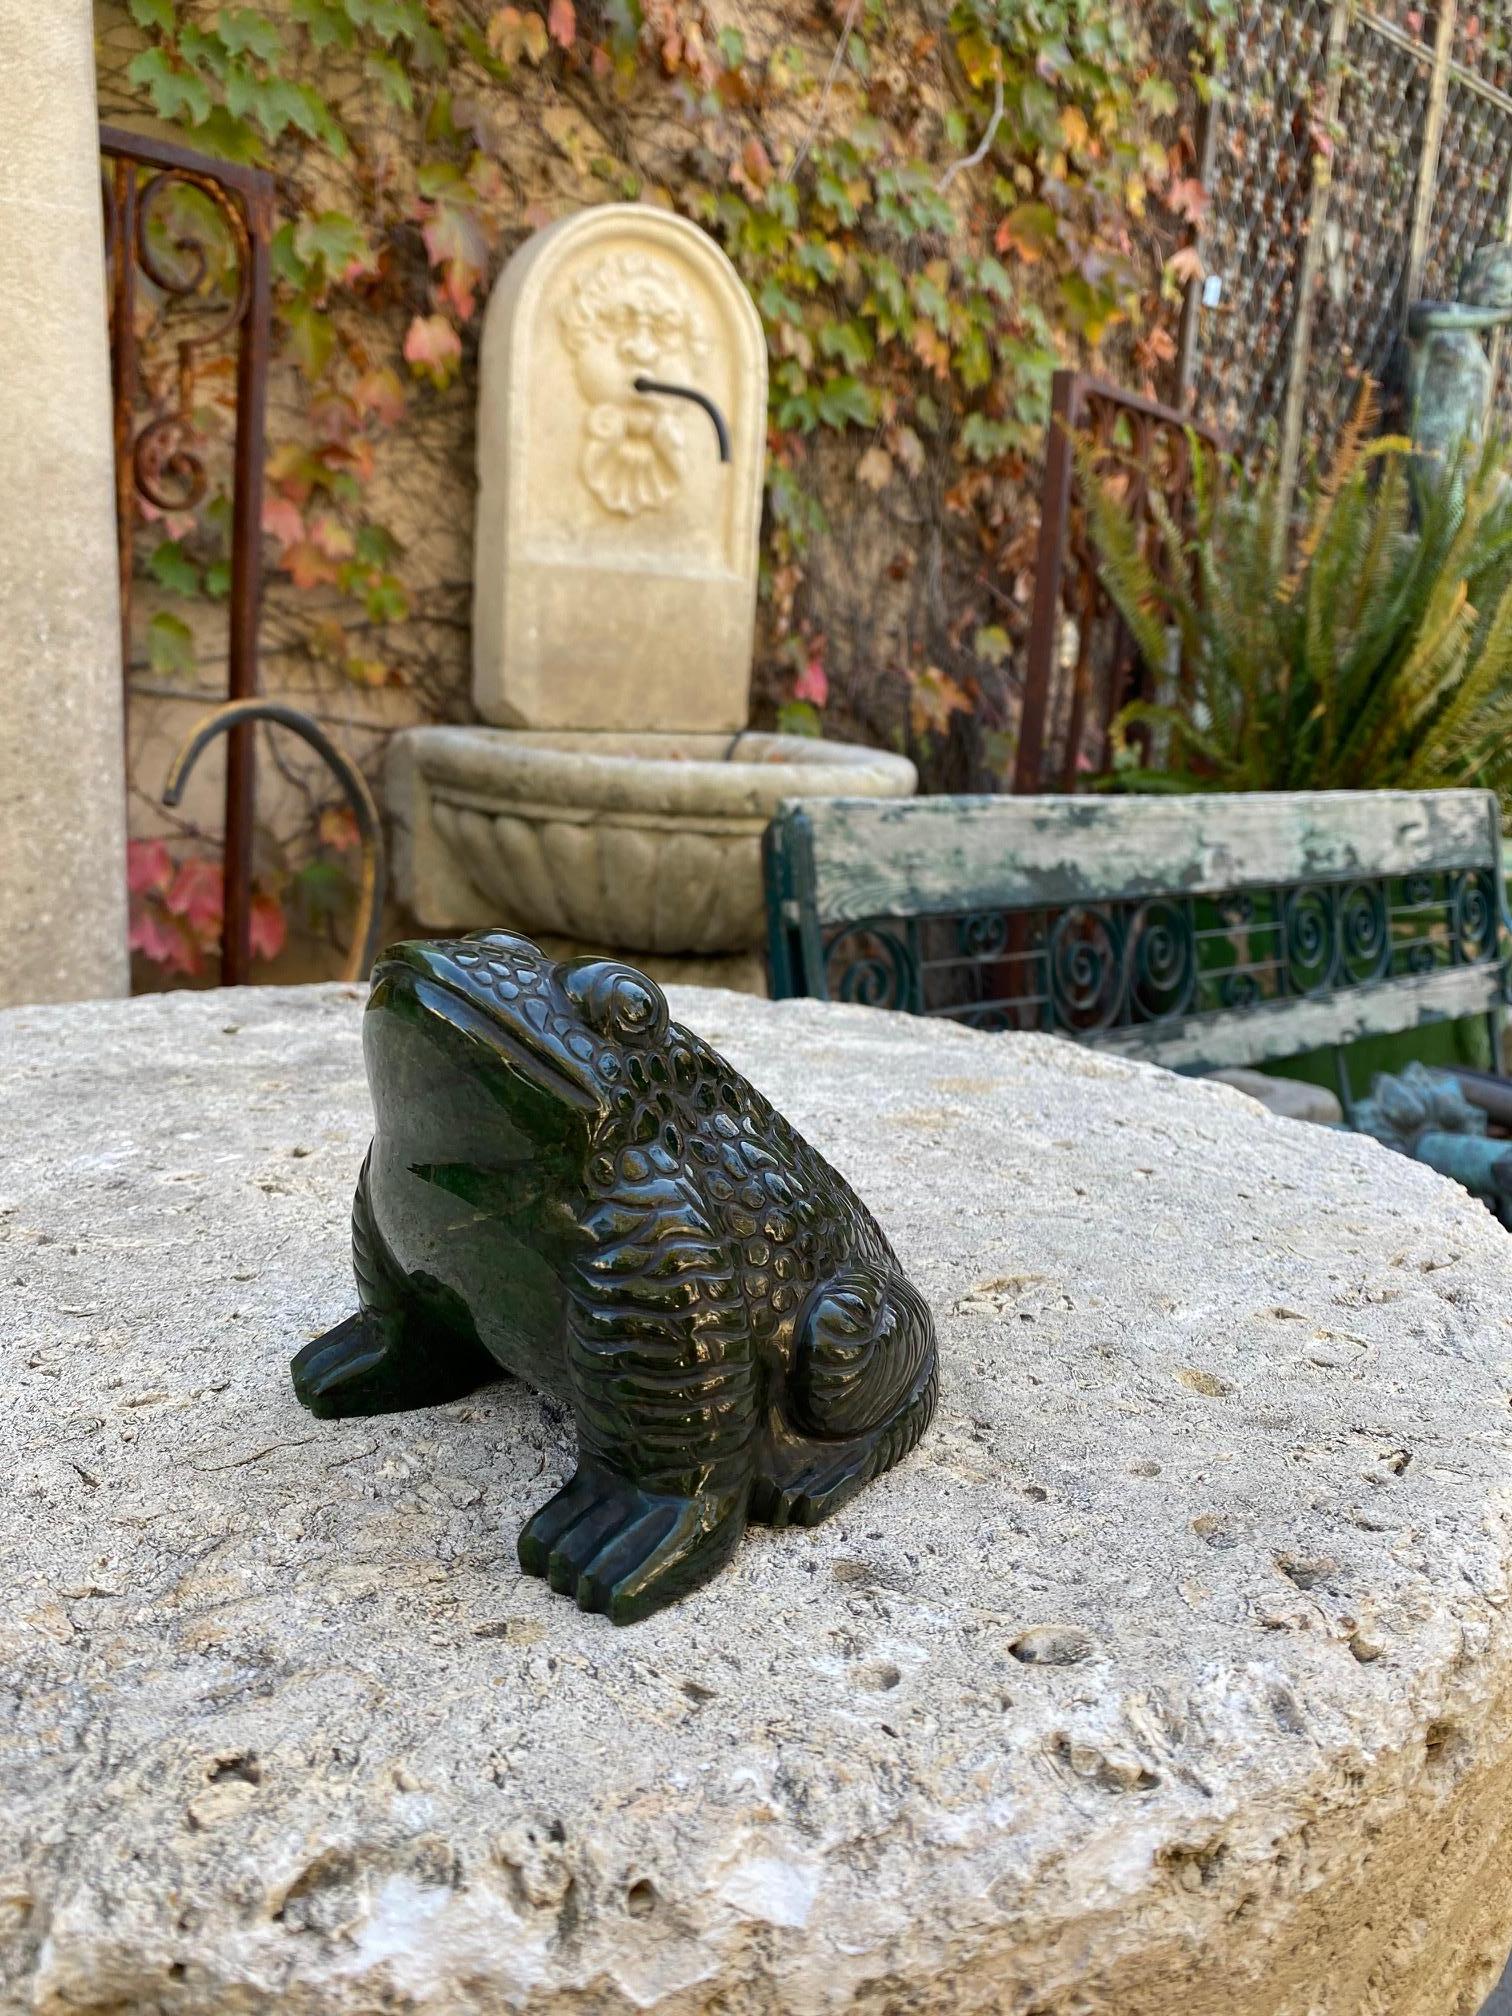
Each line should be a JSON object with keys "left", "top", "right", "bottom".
{"left": 517, "top": 1465, "right": 748, "bottom": 1624}
{"left": 292, "top": 1305, "right": 501, "bottom": 1419}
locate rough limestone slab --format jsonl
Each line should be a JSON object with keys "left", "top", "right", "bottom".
{"left": 5, "top": 985, "right": 1512, "bottom": 2015}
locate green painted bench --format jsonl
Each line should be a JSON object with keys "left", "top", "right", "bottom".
{"left": 763, "top": 789, "right": 1512, "bottom": 1205}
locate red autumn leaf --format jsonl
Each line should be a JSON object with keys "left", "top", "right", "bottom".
{"left": 129, "top": 903, "right": 201, "bottom": 976}
{"left": 309, "top": 511, "right": 356, "bottom": 561}
{"left": 166, "top": 856, "right": 224, "bottom": 935}
{"left": 996, "top": 202, "right": 1059, "bottom": 264}
{"left": 319, "top": 804, "right": 361, "bottom": 852}
{"left": 262, "top": 495, "right": 305, "bottom": 549}
{"left": 403, "top": 313, "right": 463, "bottom": 388}
{"left": 1167, "top": 178, "right": 1209, "bottom": 226}
{"left": 422, "top": 205, "right": 488, "bottom": 278}
{"left": 547, "top": 0, "right": 575, "bottom": 48}
{"left": 284, "top": 541, "right": 340, "bottom": 590}
{"left": 249, "top": 889, "right": 287, "bottom": 964}
{"left": 355, "top": 366, "right": 406, "bottom": 427}
{"left": 794, "top": 657, "right": 829, "bottom": 707}
{"left": 1166, "top": 245, "right": 1205, "bottom": 286}
{"left": 307, "top": 391, "right": 359, "bottom": 444}
{"left": 741, "top": 137, "right": 772, "bottom": 188}
{"left": 907, "top": 665, "right": 974, "bottom": 740}
{"left": 322, "top": 437, "right": 377, "bottom": 485}
{"left": 127, "top": 836, "right": 173, "bottom": 897}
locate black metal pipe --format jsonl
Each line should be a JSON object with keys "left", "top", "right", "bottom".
{"left": 162, "top": 698, "right": 386, "bottom": 985}
{"left": 632, "top": 376, "right": 732, "bottom": 462}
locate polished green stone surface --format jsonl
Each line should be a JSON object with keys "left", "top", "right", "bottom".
{"left": 293, "top": 931, "right": 938, "bottom": 1623}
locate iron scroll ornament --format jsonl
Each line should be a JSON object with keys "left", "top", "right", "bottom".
{"left": 818, "top": 869, "right": 1507, "bottom": 1037}
{"left": 294, "top": 933, "right": 939, "bottom": 1624}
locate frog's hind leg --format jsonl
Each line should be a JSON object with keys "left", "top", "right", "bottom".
{"left": 751, "top": 1264, "right": 938, "bottom": 1530}
{"left": 292, "top": 1153, "right": 504, "bottom": 1419}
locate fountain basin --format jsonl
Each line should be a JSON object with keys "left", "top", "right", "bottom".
{"left": 388, "top": 725, "right": 916, "bottom": 955}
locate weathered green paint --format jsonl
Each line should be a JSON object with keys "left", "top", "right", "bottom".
{"left": 763, "top": 788, "right": 1509, "bottom": 1088}
{"left": 785, "top": 791, "right": 1501, "bottom": 925}
{"left": 1097, "top": 963, "right": 1501, "bottom": 1074}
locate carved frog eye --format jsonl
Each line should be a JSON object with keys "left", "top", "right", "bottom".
{"left": 564, "top": 961, "right": 669, "bottom": 1048}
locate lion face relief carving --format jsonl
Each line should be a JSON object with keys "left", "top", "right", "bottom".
{"left": 556, "top": 250, "right": 710, "bottom": 518}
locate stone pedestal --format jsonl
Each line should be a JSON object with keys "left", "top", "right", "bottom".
{"left": 0, "top": 0, "right": 128, "bottom": 1006}
{"left": 388, "top": 725, "right": 916, "bottom": 960}
{"left": 393, "top": 201, "right": 918, "bottom": 964}
{"left": 7, "top": 986, "right": 1512, "bottom": 2012}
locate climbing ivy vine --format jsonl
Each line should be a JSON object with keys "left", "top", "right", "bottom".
{"left": 108, "top": 0, "right": 1230, "bottom": 970}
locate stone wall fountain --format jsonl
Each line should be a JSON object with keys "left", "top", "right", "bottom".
{"left": 388, "top": 203, "right": 916, "bottom": 988}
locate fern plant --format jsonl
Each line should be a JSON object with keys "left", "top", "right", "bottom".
{"left": 1083, "top": 409, "right": 1512, "bottom": 807}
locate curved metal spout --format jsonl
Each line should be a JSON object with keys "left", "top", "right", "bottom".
{"left": 633, "top": 376, "right": 732, "bottom": 462}
{"left": 162, "top": 697, "right": 387, "bottom": 984}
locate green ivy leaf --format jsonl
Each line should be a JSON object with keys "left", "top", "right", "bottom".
{"left": 815, "top": 376, "right": 876, "bottom": 430}
{"left": 291, "top": 0, "right": 355, "bottom": 49}
{"left": 192, "top": 106, "right": 265, "bottom": 162}
{"left": 354, "top": 523, "right": 400, "bottom": 567}
{"left": 794, "top": 240, "right": 838, "bottom": 283}
{"left": 975, "top": 255, "right": 1014, "bottom": 303}
{"left": 148, "top": 540, "right": 201, "bottom": 596}
{"left": 974, "top": 625, "right": 1012, "bottom": 667}
{"left": 815, "top": 171, "right": 857, "bottom": 225}
{"left": 203, "top": 560, "right": 232, "bottom": 600}
{"left": 818, "top": 320, "right": 873, "bottom": 372}
{"left": 286, "top": 300, "right": 335, "bottom": 379}
{"left": 1140, "top": 76, "right": 1179, "bottom": 119}
{"left": 215, "top": 7, "right": 283, "bottom": 61}
{"left": 223, "top": 60, "right": 259, "bottom": 119}
{"left": 270, "top": 221, "right": 310, "bottom": 287}
{"left": 912, "top": 275, "right": 952, "bottom": 333}
{"left": 128, "top": 0, "right": 176, "bottom": 32}
{"left": 293, "top": 857, "right": 351, "bottom": 920}
{"left": 365, "top": 51, "right": 414, "bottom": 111}
{"left": 148, "top": 611, "right": 196, "bottom": 677}
{"left": 345, "top": 0, "right": 425, "bottom": 45}
{"left": 295, "top": 210, "right": 370, "bottom": 278}
{"left": 776, "top": 700, "right": 823, "bottom": 738}
{"left": 127, "top": 48, "right": 213, "bottom": 126}
{"left": 363, "top": 574, "right": 410, "bottom": 623}
{"left": 775, "top": 389, "right": 819, "bottom": 434}
{"left": 177, "top": 24, "right": 229, "bottom": 78}
{"left": 960, "top": 412, "right": 1015, "bottom": 461}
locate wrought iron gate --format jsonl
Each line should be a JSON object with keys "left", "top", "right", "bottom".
{"left": 1174, "top": 1, "right": 1512, "bottom": 498}
{"left": 101, "top": 124, "right": 273, "bottom": 986}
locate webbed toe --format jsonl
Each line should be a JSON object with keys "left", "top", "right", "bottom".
{"left": 518, "top": 1466, "right": 746, "bottom": 1624}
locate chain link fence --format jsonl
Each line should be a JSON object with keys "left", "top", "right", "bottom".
{"left": 1163, "top": 0, "right": 1512, "bottom": 476}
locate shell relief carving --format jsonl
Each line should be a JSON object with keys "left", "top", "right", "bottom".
{"left": 556, "top": 250, "right": 710, "bottom": 518}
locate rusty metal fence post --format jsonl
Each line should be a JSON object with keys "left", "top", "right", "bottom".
{"left": 1014, "top": 373, "right": 1223, "bottom": 796}
{"left": 100, "top": 124, "right": 273, "bottom": 986}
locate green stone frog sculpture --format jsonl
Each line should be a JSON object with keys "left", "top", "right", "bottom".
{"left": 295, "top": 932, "right": 939, "bottom": 1623}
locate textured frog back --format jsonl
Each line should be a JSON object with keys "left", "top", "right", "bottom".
{"left": 575, "top": 1019, "right": 895, "bottom": 1371}
{"left": 671, "top": 1025, "right": 896, "bottom": 1357}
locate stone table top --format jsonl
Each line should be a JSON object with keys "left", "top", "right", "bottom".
{"left": 4, "top": 983, "right": 1512, "bottom": 2015}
